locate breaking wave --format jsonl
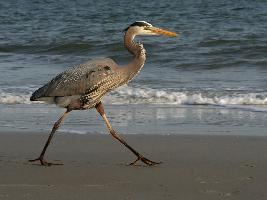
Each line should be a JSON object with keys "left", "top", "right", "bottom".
{"left": 0, "top": 92, "right": 33, "bottom": 104}
{"left": 0, "top": 85, "right": 267, "bottom": 110}
{"left": 106, "top": 86, "right": 267, "bottom": 106}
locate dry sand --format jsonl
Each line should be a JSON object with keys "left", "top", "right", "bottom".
{"left": 0, "top": 133, "right": 267, "bottom": 200}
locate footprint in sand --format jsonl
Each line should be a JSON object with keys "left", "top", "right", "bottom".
{"left": 241, "top": 163, "right": 256, "bottom": 168}
{"left": 238, "top": 176, "right": 254, "bottom": 181}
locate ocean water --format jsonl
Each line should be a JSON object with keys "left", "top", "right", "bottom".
{"left": 0, "top": 0, "right": 267, "bottom": 135}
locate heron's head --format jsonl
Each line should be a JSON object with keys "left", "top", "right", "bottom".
{"left": 124, "top": 21, "right": 178, "bottom": 37}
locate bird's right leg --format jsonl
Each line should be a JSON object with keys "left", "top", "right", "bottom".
{"left": 95, "top": 102, "right": 160, "bottom": 166}
{"left": 29, "top": 109, "right": 71, "bottom": 166}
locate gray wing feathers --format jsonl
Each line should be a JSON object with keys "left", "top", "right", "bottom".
{"left": 31, "top": 58, "right": 118, "bottom": 100}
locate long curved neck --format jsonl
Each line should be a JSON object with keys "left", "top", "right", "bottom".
{"left": 122, "top": 30, "right": 146, "bottom": 82}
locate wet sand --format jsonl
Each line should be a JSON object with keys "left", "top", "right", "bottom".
{"left": 0, "top": 133, "right": 267, "bottom": 200}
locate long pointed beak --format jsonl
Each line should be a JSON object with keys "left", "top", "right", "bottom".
{"left": 148, "top": 27, "right": 179, "bottom": 37}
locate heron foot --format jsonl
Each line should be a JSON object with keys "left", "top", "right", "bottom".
{"left": 129, "top": 156, "right": 161, "bottom": 166}
{"left": 29, "top": 157, "right": 63, "bottom": 166}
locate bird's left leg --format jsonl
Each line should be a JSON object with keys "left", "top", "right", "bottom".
{"left": 29, "top": 109, "right": 71, "bottom": 166}
{"left": 95, "top": 102, "right": 160, "bottom": 166}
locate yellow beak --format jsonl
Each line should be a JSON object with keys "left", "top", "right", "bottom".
{"left": 148, "top": 27, "right": 178, "bottom": 37}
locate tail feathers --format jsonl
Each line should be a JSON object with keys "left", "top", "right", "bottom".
{"left": 30, "top": 90, "right": 42, "bottom": 101}
{"left": 30, "top": 95, "right": 37, "bottom": 101}
{"left": 30, "top": 94, "right": 40, "bottom": 101}
{"left": 30, "top": 85, "right": 49, "bottom": 101}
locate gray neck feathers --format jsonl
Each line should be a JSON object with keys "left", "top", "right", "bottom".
{"left": 123, "top": 30, "right": 146, "bottom": 82}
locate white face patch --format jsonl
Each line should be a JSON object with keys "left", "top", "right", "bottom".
{"left": 125, "top": 21, "right": 158, "bottom": 36}
{"left": 125, "top": 21, "right": 153, "bottom": 31}
{"left": 140, "top": 27, "right": 159, "bottom": 35}
{"left": 128, "top": 26, "right": 155, "bottom": 36}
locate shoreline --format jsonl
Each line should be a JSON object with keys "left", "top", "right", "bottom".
{"left": 0, "top": 133, "right": 267, "bottom": 199}
{"left": 1, "top": 103, "right": 267, "bottom": 137}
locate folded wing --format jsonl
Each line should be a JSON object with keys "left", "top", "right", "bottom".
{"left": 31, "top": 58, "right": 119, "bottom": 100}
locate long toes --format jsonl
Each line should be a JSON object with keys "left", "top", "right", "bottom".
{"left": 41, "top": 161, "right": 63, "bottom": 166}
{"left": 40, "top": 160, "right": 52, "bottom": 166}
{"left": 29, "top": 158, "right": 63, "bottom": 166}
{"left": 29, "top": 158, "right": 48, "bottom": 166}
{"left": 129, "top": 156, "right": 161, "bottom": 166}
{"left": 29, "top": 158, "right": 41, "bottom": 162}
{"left": 128, "top": 157, "right": 140, "bottom": 166}
{"left": 141, "top": 157, "right": 161, "bottom": 166}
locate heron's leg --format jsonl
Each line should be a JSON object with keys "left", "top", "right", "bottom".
{"left": 95, "top": 102, "right": 160, "bottom": 166}
{"left": 29, "top": 109, "right": 71, "bottom": 166}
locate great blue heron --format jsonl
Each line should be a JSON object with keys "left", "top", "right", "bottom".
{"left": 29, "top": 21, "right": 178, "bottom": 166}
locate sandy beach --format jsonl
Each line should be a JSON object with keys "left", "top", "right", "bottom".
{"left": 1, "top": 0, "right": 267, "bottom": 199}
{"left": 0, "top": 133, "right": 267, "bottom": 200}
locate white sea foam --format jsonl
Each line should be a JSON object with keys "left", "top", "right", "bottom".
{"left": 0, "top": 92, "right": 32, "bottom": 104}
{"left": 1, "top": 86, "right": 267, "bottom": 109}
{"left": 105, "top": 86, "right": 267, "bottom": 106}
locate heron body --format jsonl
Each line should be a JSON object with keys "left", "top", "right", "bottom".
{"left": 30, "top": 21, "right": 177, "bottom": 166}
{"left": 31, "top": 26, "right": 147, "bottom": 110}
{"left": 31, "top": 58, "right": 123, "bottom": 109}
